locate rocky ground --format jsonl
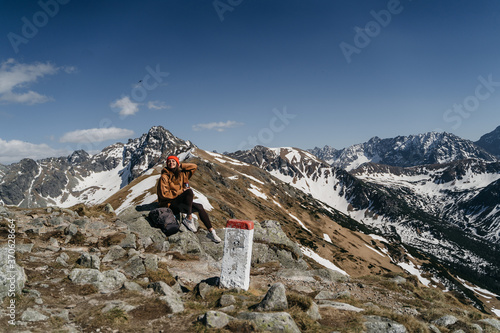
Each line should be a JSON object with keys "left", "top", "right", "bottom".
{"left": 1, "top": 204, "right": 500, "bottom": 333}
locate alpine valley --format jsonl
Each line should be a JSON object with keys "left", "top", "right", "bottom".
{"left": 1, "top": 125, "right": 500, "bottom": 319}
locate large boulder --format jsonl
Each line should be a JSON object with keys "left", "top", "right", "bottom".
{"left": 168, "top": 229, "right": 205, "bottom": 256}
{"left": 254, "top": 220, "right": 302, "bottom": 260}
{"left": 117, "top": 206, "right": 169, "bottom": 251}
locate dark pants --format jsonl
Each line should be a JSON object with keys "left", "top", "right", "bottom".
{"left": 168, "top": 189, "right": 213, "bottom": 230}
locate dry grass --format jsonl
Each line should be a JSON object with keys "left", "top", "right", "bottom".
{"left": 318, "top": 309, "right": 365, "bottom": 332}
{"left": 74, "top": 304, "right": 129, "bottom": 332}
{"left": 143, "top": 267, "right": 176, "bottom": 286}
{"left": 99, "top": 232, "right": 127, "bottom": 247}
{"left": 287, "top": 292, "right": 313, "bottom": 311}
{"left": 70, "top": 203, "right": 115, "bottom": 218}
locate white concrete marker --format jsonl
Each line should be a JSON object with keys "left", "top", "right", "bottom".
{"left": 220, "top": 219, "right": 254, "bottom": 290}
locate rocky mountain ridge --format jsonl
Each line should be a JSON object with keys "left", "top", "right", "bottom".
{"left": 2, "top": 204, "right": 500, "bottom": 332}
{"left": 309, "top": 132, "right": 497, "bottom": 171}
{"left": 475, "top": 125, "right": 500, "bottom": 158}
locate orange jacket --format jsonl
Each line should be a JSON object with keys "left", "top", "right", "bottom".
{"left": 156, "top": 163, "right": 197, "bottom": 207}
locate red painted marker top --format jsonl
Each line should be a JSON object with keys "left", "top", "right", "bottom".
{"left": 226, "top": 219, "right": 254, "bottom": 230}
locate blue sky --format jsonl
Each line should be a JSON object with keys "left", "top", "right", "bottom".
{"left": 1, "top": 0, "right": 500, "bottom": 164}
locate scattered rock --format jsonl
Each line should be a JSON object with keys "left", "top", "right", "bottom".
{"left": 197, "top": 281, "right": 214, "bottom": 299}
{"left": 319, "top": 301, "right": 364, "bottom": 312}
{"left": 255, "top": 282, "right": 288, "bottom": 312}
{"left": 363, "top": 315, "right": 407, "bottom": 333}
{"left": 65, "top": 224, "right": 78, "bottom": 236}
{"left": 2, "top": 204, "right": 499, "bottom": 332}
{"left": 20, "top": 308, "right": 48, "bottom": 322}
{"left": 307, "top": 302, "right": 322, "bottom": 321}
{"left": 122, "top": 281, "right": 144, "bottom": 292}
{"left": 428, "top": 324, "right": 441, "bottom": 333}
{"left": 101, "top": 300, "right": 137, "bottom": 313}
{"left": 200, "top": 310, "right": 233, "bottom": 329}
{"left": 315, "top": 290, "right": 337, "bottom": 300}
{"left": 102, "top": 245, "right": 127, "bottom": 262}
{"left": 433, "top": 315, "right": 458, "bottom": 327}
{"left": 120, "top": 232, "right": 137, "bottom": 249}
{"left": 479, "top": 318, "right": 500, "bottom": 331}
{"left": 122, "top": 255, "right": 146, "bottom": 278}
{"left": 237, "top": 312, "right": 301, "bottom": 333}
{"left": 77, "top": 252, "right": 101, "bottom": 270}
{"left": 219, "top": 294, "right": 236, "bottom": 307}
{"left": 148, "top": 281, "right": 185, "bottom": 313}
{"left": 16, "top": 243, "right": 34, "bottom": 253}
{"left": 68, "top": 268, "right": 126, "bottom": 292}
{"left": 143, "top": 253, "right": 159, "bottom": 271}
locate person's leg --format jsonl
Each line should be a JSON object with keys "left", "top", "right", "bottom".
{"left": 192, "top": 203, "right": 220, "bottom": 243}
{"left": 191, "top": 202, "right": 213, "bottom": 230}
{"left": 169, "top": 189, "right": 194, "bottom": 217}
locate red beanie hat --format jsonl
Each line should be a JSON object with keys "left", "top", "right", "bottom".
{"left": 167, "top": 155, "right": 180, "bottom": 165}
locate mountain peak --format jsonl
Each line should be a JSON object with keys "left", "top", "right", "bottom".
{"left": 68, "top": 149, "right": 90, "bottom": 164}
{"left": 476, "top": 125, "right": 500, "bottom": 157}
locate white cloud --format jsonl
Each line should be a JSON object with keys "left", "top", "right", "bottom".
{"left": 0, "top": 58, "right": 63, "bottom": 105}
{"left": 192, "top": 120, "right": 244, "bottom": 132}
{"left": 59, "top": 127, "right": 135, "bottom": 143}
{"left": 0, "top": 138, "right": 68, "bottom": 165}
{"left": 62, "top": 66, "right": 78, "bottom": 74}
{"left": 110, "top": 96, "right": 139, "bottom": 116}
{"left": 148, "top": 100, "right": 171, "bottom": 110}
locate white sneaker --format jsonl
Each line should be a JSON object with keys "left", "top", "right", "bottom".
{"left": 207, "top": 230, "right": 221, "bottom": 243}
{"left": 182, "top": 217, "right": 197, "bottom": 232}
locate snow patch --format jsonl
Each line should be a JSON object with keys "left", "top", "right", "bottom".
{"left": 397, "top": 261, "right": 431, "bottom": 287}
{"left": 299, "top": 245, "right": 349, "bottom": 276}
{"left": 456, "top": 277, "right": 499, "bottom": 300}
{"left": 369, "top": 234, "right": 390, "bottom": 243}
{"left": 288, "top": 213, "right": 311, "bottom": 232}
{"left": 115, "top": 175, "right": 158, "bottom": 214}
{"left": 236, "top": 171, "right": 264, "bottom": 184}
{"left": 323, "top": 233, "right": 332, "bottom": 243}
{"left": 248, "top": 184, "right": 267, "bottom": 199}
{"left": 193, "top": 188, "right": 213, "bottom": 211}
{"left": 365, "top": 244, "right": 385, "bottom": 257}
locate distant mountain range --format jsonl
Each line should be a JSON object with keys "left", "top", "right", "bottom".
{"left": 309, "top": 131, "right": 498, "bottom": 171}
{"left": 1, "top": 125, "right": 500, "bottom": 314}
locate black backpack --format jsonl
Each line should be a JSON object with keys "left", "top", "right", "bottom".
{"left": 148, "top": 207, "right": 179, "bottom": 236}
